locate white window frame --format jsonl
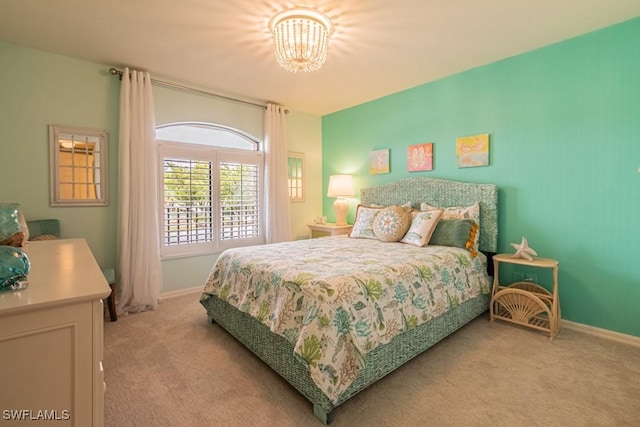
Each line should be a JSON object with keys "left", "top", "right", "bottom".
{"left": 157, "top": 139, "right": 264, "bottom": 259}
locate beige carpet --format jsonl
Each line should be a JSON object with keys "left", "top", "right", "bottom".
{"left": 104, "top": 292, "right": 640, "bottom": 427}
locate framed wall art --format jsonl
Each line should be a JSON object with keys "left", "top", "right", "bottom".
{"left": 369, "top": 149, "right": 390, "bottom": 174}
{"left": 456, "top": 133, "right": 489, "bottom": 168}
{"left": 407, "top": 143, "right": 433, "bottom": 172}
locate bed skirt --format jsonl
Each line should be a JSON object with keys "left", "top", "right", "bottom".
{"left": 200, "top": 292, "right": 491, "bottom": 424}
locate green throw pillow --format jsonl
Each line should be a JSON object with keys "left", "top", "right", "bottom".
{"left": 429, "top": 219, "right": 475, "bottom": 248}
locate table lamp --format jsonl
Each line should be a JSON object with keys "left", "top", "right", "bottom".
{"left": 327, "top": 174, "right": 354, "bottom": 226}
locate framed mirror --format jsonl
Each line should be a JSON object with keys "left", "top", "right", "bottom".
{"left": 287, "top": 152, "right": 305, "bottom": 202}
{"left": 49, "top": 125, "right": 109, "bottom": 206}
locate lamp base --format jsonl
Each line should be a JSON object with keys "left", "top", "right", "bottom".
{"left": 333, "top": 198, "right": 349, "bottom": 226}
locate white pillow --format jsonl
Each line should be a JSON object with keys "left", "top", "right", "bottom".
{"left": 400, "top": 209, "right": 443, "bottom": 247}
{"left": 349, "top": 205, "right": 384, "bottom": 239}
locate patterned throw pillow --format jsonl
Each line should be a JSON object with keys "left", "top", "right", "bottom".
{"left": 373, "top": 206, "right": 412, "bottom": 242}
{"left": 349, "top": 205, "right": 384, "bottom": 239}
{"left": 400, "top": 209, "right": 443, "bottom": 247}
{"left": 420, "top": 202, "right": 480, "bottom": 251}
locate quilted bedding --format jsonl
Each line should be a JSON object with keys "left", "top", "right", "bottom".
{"left": 200, "top": 235, "right": 491, "bottom": 403}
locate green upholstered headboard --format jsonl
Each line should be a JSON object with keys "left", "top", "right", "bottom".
{"left": 360, "top": 177, "right": 498, "bottom": 253}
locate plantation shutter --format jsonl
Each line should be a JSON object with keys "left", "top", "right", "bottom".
{"left": 219, "top": 161, "right": 260, "bottom": 240}
{"left": 162, "top": 158, "right": 213, "bottom": 245}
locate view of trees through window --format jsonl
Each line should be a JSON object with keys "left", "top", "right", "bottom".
{"left": 157, "top": 122, "right": 263, "bottom": 254}
{"left": 219, "top": 162, "right": 260, "bottom": 240}
{"left": 163, "top": 158, "right": 212, "bottom": 245}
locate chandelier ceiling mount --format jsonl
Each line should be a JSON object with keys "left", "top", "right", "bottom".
{"left": 269, "top": 7, "right": 334, "bottom": 73}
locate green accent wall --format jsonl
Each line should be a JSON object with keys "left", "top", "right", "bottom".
{"left": 322, "top": 18, "right": 640, "bottom": 337}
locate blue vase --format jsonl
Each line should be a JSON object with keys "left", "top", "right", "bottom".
{"left": 0, "top": 246, "right": 30, "bottom": 291}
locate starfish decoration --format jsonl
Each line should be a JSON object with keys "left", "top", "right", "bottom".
{"left": 510, "top": 236, "right": 538, "bottom": 261}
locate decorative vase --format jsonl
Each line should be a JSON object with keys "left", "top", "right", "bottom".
{"left": 0, "top": 245, "right": 30, "bottom": 291}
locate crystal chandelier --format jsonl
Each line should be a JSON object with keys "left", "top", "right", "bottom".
{"left": 269, "top": 7, "right": 334, "bottom": 73}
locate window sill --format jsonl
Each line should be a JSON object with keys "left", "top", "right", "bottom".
{"left": 160, "top": 251, "right": 222, "bottom": 261}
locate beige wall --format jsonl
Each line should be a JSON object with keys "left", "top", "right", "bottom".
{"left": 286, "top": 110, "right": 323, "bottom": 240}
{"left": 0, "top": 40, "right": 324, "bottom": 295}
{"left": 0, "top": 41, "right": 119, "bottom": 270}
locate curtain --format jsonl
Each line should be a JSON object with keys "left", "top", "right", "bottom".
{"left": 116, "top": 67, "right": 162, "bottom": 314}
{"left": 263, "top": 103, "right": 292, "bottom": 243}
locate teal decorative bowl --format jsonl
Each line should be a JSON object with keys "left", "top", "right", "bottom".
{"left": 0, "top": 246, "right": 30, "bottom": 291}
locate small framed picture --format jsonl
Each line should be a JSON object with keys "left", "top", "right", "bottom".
{"left": 407, "top": 143, "right": 433, "bottom": 172}
{"left": 370, "top": 149, "right": 390, "bottom": 174}
{"left": 456, "top": 133, "right": 489, "bottom": 168}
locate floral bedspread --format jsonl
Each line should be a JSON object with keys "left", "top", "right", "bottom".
{"left": 200, "top": 236, "right": 491, "bottom": 403}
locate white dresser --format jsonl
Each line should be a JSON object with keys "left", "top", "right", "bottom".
{"left": 0, "top": 239, "right": 111, "bottom": 426}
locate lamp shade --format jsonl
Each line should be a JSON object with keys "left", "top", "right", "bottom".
{"left": 327, "top": 175, "right": 354, "bottom": 198}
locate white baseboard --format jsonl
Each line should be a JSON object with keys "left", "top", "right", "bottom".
{"left": 159, "top": 285, "right": 203, "bottom": 301}
{"left": 562, "top": 319, "right": 640, "bottom": 348}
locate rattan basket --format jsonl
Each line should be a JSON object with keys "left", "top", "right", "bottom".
{"left": 491, "top": 281, "right": 553, "bottom": 330}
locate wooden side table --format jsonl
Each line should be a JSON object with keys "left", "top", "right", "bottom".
{"left": 307, "top": 223, "right": 353, "bottom": 239}
{"left": 490, "top": 254, "right": 560, "bottom": 339}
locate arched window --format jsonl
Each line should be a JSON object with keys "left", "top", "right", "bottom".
{"left": 156, "top": 122, "right": 259, "bottom": 150}
{"left": 156, "top": 122, "right": 264, "bottom": 257}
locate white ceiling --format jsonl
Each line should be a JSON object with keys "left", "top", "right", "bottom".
{"left": 1, "top": 0, "right": 639, "bottom": 115}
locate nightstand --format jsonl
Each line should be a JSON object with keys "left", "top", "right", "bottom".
{"left": 307, "top": 223, "right": 353, "bottom": 238}
{"left": 490, "top": 254, "right": 560, "bottom": 339}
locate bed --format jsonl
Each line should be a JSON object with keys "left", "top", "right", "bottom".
{"left": 200, "top": 176, "right": 498, "bottom": 424}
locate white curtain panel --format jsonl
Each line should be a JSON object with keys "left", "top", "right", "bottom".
{"left": 116, "top": 68, "right": 162, "bottom": 314}
{"left": 264, "top": 103, "right": 292, "bottom": 243}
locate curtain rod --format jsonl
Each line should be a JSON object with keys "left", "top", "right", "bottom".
{"left": 108, "top": 67, "right": 288, "bottom": 113}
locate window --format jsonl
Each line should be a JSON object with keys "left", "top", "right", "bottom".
{"left": 157, "top": 122, "right": 264, "bottom": 257}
